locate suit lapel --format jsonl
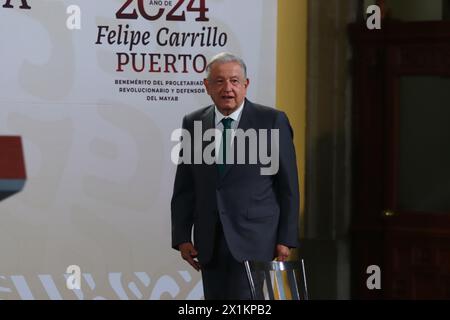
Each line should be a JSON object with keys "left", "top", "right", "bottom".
{"left": 236, "top": 99, "right": 254, "bottom": 132}
{"left": 201, "top": 105, "right": 215, "bottom": 132}
{"left": 200, "top": 105, "right": 218, "bottom": 184}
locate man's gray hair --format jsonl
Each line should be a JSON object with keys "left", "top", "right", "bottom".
{"left": 205, "top": 52, "right": 247, "bottom": 79}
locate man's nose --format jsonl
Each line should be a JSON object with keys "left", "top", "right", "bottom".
{"left": 223, "top": 80, "right": 233, "bottom": 91}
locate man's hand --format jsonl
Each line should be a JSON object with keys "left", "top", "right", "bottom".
{"left": 275, "top": 244, "right": 291, "bottom": 262}
{"left": 178, "top": 242, "right": 201, "bottom": 271}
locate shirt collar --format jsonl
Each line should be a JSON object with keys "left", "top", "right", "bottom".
{"left": 214, "top": 100, "right": 245, "bottom": 126}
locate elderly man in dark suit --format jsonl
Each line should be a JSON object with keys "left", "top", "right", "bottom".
{"left": 171, "top": 52, "right": 300, "bottom": 300}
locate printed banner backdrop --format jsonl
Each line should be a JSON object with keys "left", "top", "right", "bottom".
{"left": 0, "top": 0, "right": 277, "bottom": 299}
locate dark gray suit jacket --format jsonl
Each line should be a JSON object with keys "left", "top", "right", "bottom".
{"left": 171, "top": 99, "right": 300, "bottom": 264}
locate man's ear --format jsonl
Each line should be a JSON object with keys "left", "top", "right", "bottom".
{"left": 203, "top": 78, "right": 211, "bottom": 94}
{"left": 244, "top": 78, "right": 250, "bottom": 89}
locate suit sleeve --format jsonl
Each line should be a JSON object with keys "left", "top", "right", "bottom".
{"left": 171, "top": 116, "right": 195, "bottom": 250}
{"left": 274, "top": 111, "right": 300, "bottom": 248}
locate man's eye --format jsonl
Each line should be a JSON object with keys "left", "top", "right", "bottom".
{"left": 215, "top": 80, "right": 224, "bottom": 85}
{"left": 230, "top": 79, "right": 239, "bottom": 85}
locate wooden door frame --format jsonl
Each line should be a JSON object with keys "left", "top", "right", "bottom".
{"left": 350, "top": 20, "right": 450, "bottom": 299}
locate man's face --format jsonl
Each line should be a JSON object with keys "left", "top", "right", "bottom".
{"left": 204, "top": 61, "right": 249, "bottom": 115}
